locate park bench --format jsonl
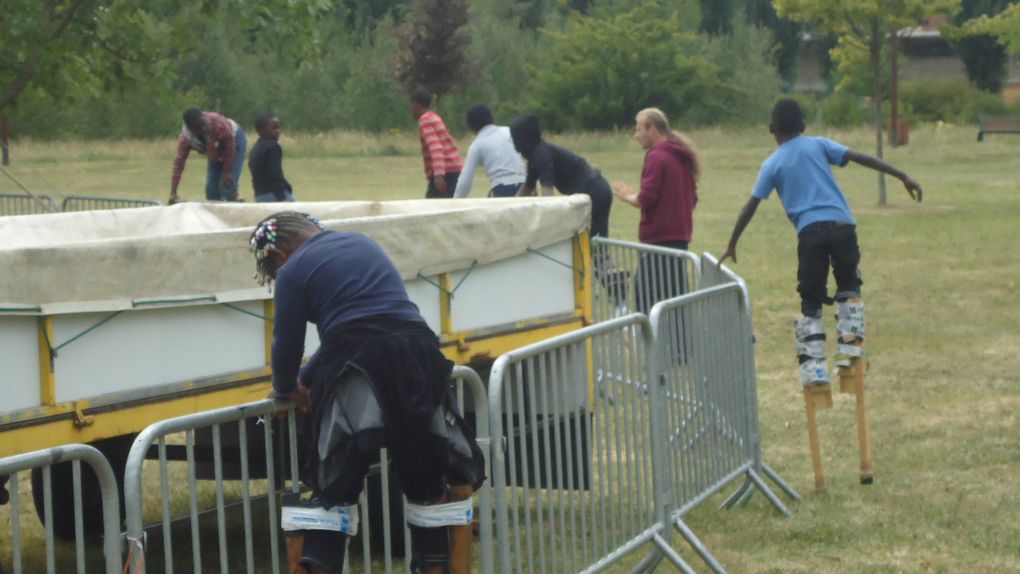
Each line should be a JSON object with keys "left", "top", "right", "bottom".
{"left": 977, "top": 115, "right": 1020, "bottom": 141}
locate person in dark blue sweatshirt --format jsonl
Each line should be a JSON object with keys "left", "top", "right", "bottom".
{"left": 249, "top": 212, "right": 483, "bottom": 574}
{"left": 248, "top": 114, "right": 295, "bottom": 202}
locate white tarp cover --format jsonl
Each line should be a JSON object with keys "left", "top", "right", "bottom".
{"left": 1, "top": 196, "right": 591, "bottom": 314}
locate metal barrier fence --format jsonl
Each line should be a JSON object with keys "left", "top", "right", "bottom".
{"left": 590, "top": 238, "right": 701, "bottom": 324}
{"left": 0, "top": 193, "right": 159, "bottom": 216}
{"left": 0, "top": 192, "right": 59, "bottom": 215}
{"left": 699, "top": 254, "right": 802, "bottom": 512}
{"left": 488, "top": 314, "right": 694, "bottom": 574}
{"left": 61, "top": 195, "right": 160, "bottom": 212}
{"left": 0, "top": 445, "right": 122, "bottom": 574}
{"left": 488, "top": 242, "right": 799, "bottom": 574}
{"left": 637, "top": 283, "right": 796, "bottom": 574}
{"left": 122, "top": 366, "right": 492, "bottom": 574}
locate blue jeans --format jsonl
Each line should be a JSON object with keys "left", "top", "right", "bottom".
{"left": 205, "top": 128, "right": 247, "bottom": 201}
{"left": 489, "top": 183, "right": 521, "bottom": 197}
{"left": 255, "top": 191, "right": 296, "bottom": 203}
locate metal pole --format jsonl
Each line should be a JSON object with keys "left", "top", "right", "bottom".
{"left": 0, "top": 164, "right": 58, "bottom": 212}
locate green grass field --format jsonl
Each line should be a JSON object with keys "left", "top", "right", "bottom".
{"left": 2, "top": 124, "right": 1019, "bottom": 573}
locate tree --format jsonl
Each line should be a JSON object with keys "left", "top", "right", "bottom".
{"left": 700, "top": 0, "right": 736, "bottom": 35}
{"left": 745, "top": 0, "right": 803, "bottom": 86}
{"left": 0, "top": 0, "right": 334, "bottom": 114}
{"left": 395, "top": 0, "right": 476, "bottom": 98}
{"left": 523, "top": 1, "right": 778, "bottom": 130}
{"left": 944, "top": 1, "right": 1020, "bottom": 59}
{"left": 941, "top": 0, "right": 1011, "bottom": 92}
{"left": 775, "top": 0, "right": 960, "bottom": 205}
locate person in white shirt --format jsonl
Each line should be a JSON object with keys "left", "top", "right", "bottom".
{"left": 453, "top": 105, "right": 527, "bottom": 198}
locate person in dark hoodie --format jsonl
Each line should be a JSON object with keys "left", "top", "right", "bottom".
{"left": 250, "top": 212, "right": 484, "bottom": 574}
{"left": 612, "top": 108, "right": 700, "bottom": 331}
{"left": 509, "top": 115, "right": 614, "bottom": 238}
{"left": 612, "top": 108, "right": 699, "bottom": 250}
{"left": 248, "top": 114, "right": 296, "bottom": 202}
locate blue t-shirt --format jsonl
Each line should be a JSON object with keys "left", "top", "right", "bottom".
{"left": 271, "top": 231, "right": 423, "bottom": 392}
{"left": 751, "top": 135, "right": 856, "bottom": 232}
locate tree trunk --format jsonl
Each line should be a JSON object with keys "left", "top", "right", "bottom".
{"left": 0, "top": 0, "right": 89, "bottom": 113}
{"left": 871, "top": 39, "right": 887, "bottom": 205}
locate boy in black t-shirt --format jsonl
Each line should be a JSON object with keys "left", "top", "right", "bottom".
{"left": 248, "top": 114, "right": 296, "bottom": 202}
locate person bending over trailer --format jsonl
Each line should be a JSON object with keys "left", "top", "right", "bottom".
{"left": 509, "top": 115, "right": 613, "bottom": 238}
{"left": 719, "top": 99, "right": 923, "bottom": 387}
{"left": 168, "top": 108, "right": 247, "bottom": 204}
{"left": 250, "top": 212, "right": 484, "bottom": 574}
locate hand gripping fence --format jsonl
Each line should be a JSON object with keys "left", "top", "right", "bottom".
{"left": 0, "top": 445, "right": 122, "bottom": 574}
{"left": 122, "top": 366, "right": 493, "bottom": 574}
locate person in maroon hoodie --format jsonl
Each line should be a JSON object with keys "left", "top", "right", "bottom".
{"left": 612, "top": 107, "right": 700, "bottom": 314}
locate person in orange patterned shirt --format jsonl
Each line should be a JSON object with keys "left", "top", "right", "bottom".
{"left": 410, "top": 88, "right": 463, "bottom": 199}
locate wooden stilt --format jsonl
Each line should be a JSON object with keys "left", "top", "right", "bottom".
{"left": 837, "top": 338, "right": 873, "bottom": 484}
{"left": 449, "top": 484, "right": 476, "bottom": 574}
{"left": 284, "top": 533, "right": 307, "bottom": 574}
{"left": 803, "top": 384, "right": 832, "bottom": 493}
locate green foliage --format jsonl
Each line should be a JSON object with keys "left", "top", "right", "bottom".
{"left": 699, "top": 0, "right": 735, "bottom": 35}
{"left": 744, "top": 0, "right": 802, "bottom": 85}
{"left": 0, "top": 0, "right": 335, "bottom": 113}
{"left": 945, "top": 1, "right": 1020, "bottom": 54}
{"left": 775, "top": 0, "right": 961, "bottom": 100}
{"left": 900, "top": 79, "right": 1008, "bottom": 123}
{"left": 5, "top": 1, "right": 796, "bottom": 139}
{"left": 815, "top": 92, "right": 870, "bottom": 127}
{"left": 523, "top": 1, "right": 780, "bottom": 130}
{"left": 944, "top": 0, "right": 1013, "bottom": 91}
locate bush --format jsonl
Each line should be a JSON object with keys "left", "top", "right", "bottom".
{"left": 901, "top": 79, "right": 1008, "bottom": 124}
{"left": 816, "top": 92, "right": 869, "bottom": 127}
{"left": 523, "top": 0, "right": 781, "bottom": 130}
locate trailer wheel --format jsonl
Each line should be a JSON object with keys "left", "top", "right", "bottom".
{"left": 31, "top": 434, "right": 135, "bottom": 540}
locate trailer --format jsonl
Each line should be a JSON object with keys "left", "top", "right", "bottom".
{"left": 0, "top": 197, "right": 594, "bottom": 537}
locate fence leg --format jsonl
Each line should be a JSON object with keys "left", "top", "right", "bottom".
{"left": 803, "top": 385, "right": 832, "bottom": 493}
{"left": 719, "top": 478, "right": 754, "bottom": 509}
{"left": 627, "top": 548, "right": 665, "bottom": 574}
{"left": 651, "top": 533, "right": 699, "bottom": 574}
{"left": 839, "top": 354, "right": 874, "bottom": 484}
{"left": 745, "top": 469, "right": 792, "bottom": 517}
{"left": 760, "top": 463, "right": 802, "bottom": 502}
{"left": 673, "top": 519, "right": 728, "bottom": 574}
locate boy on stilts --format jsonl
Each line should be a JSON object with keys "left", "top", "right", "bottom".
{"left": 719, "top": 99, "right": 923, "bottom": 490}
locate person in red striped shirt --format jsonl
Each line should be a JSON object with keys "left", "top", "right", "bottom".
{"left": 410, "top": 88, "right": 463, "bottom": 199}
{"left": 168, "top": 108, "right": 247, "bottom": 205}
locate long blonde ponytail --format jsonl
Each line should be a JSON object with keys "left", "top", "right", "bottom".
{"left": 637, "top": 108, "right": 701, "bottom": 182}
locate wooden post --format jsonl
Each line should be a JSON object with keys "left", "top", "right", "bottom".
{"left": 836, "top": 299, "right": 874, "bottom": 486}
{"left": 839, "top": 352, "right": 873, "bottom": 484}
{"left": 448, "top": 484, "right": 475, "bottom": 574}
{"left": 284, "top": 533, "right": 307, "bottom": 574}
{"left": 803, "top": 384, "right": 832, "bottom": 493}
